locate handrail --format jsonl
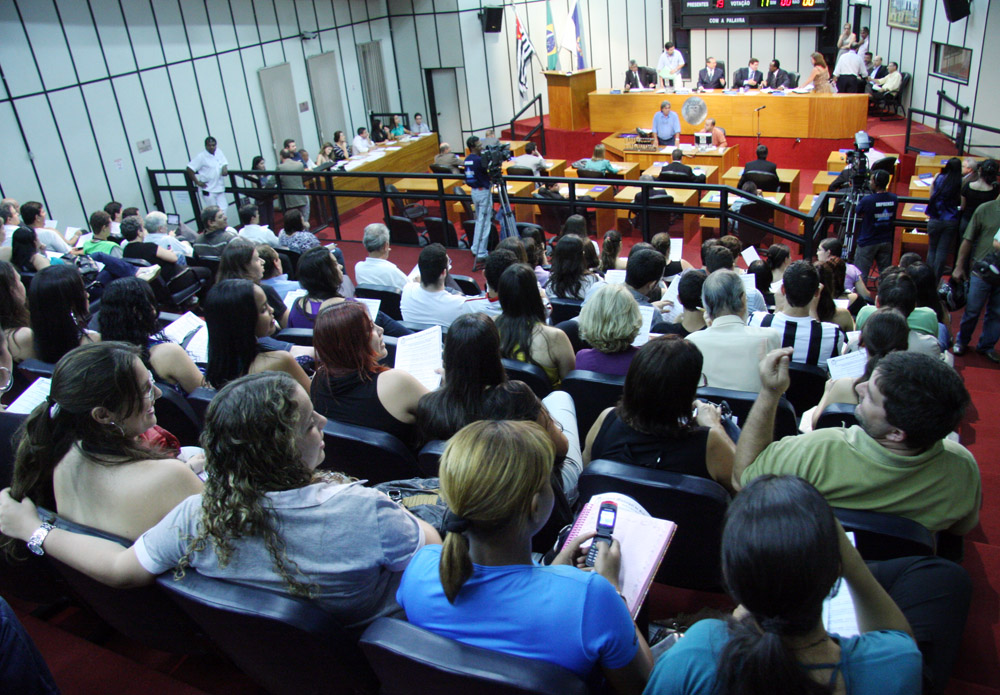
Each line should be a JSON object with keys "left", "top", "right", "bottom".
{"left": 509, "top": 93, "right": 547, "bottom": 155}
{"left": 904, "top": 106, "right": 1000, "bottom": 156}
{"left": 936, "top": 90, "right": 969, "bottom": 116}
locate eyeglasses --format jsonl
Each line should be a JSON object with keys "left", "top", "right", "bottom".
{"left": 0, "top": 367, "right": 11, "bottom": 395}
{"left": 142, "top": 380, "right": 157, "bottom": 403}
{"left": 698, "top": 373, "right": 708, "bottom": 388}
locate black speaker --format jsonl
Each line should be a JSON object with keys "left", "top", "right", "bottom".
{"left": 942, "top": 0, "right": 970, "bottom": 22}
{"left": 480, "top": 6, "right": 503, "bottom": 33}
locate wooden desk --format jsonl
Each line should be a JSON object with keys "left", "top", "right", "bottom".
{"left": 722, "top": 167, "right": 800, "bottom": 203}
{"left": 564, "top": 161, "right": 641, "bottom": 180}
{"left": 908, "top": 175, "right": 933, "bottom": 199}
{"left": 812, "top": 171, "right": 838, "bottom": 194}
{"left": 572, "top": 184, "right": 616, "bottom": 233}
{"left": 642, "top": 164, "right": 719, "bottom": 185}
{"left": 588, "top": 90, "right": 868, "bottom": 139}
{"left": 614, "top": 186, "right": 699, "bottom": 240}
{"left": 500, "top": 140, "right": 529, "bottom": 157}
{"left": 391, "top": 177, "right": 535, "bottom": 224}
{"left": 914, "top": 154, "right": 983, "bottom": 177}
{"left": 900, "top": 202, "right": 929, "bottom": 223}
{"left": 328, "top": 135, "right": 440, "bottom": 215}
{"left": 502, "top": 158, "right": 567, "bottom": 177}
{"left": 699, "top": 191, "right": 786, "bottom": 234}
{"left": 797, "top": 194, "right": 835, "bottom": 232}
{"left": 602, "top": 135, "right": 737, "bottom": 176}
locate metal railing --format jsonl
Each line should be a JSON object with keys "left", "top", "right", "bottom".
{"left": 509, "top": 93, "right": 547, "bottom": 155}
{"left": 905, "top": 106, "right": 1000, "bottom": 157}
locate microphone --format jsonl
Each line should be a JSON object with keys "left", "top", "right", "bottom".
{"left": 755, "top": 105, "right": 767, "bottom": 111}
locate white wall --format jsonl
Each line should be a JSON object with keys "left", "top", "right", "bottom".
{"left": 688, "top": 28, "right": 819, "bottom": 85}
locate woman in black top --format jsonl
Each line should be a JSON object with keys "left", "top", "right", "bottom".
{"left": 961, "top": 159, "right": 999, "bottom": 236}
{"left": 583, "top": 336, "right": 736, "bottom": 492}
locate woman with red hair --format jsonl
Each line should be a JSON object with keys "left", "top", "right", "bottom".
{"left": 311, "top": 302, "right": 427, "bottom": 447}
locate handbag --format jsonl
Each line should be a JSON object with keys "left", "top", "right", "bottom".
{"left": 972, "top": 251, "right": 1000, "bottom": 287}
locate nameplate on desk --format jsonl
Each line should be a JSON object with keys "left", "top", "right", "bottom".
{"left": 918, "top": 172, "right": 934, "bottom": 179}
{"left": 910, "top": 204, "right": 927, "bottom": 213}
{"left": 919, "top": 151, "right": 935, "bottom": 157}
{"left": 770, "top": 91, "right": 786, "bottom": 96}
{"left": 610, "top": 90, "right": 622, "bottom": 94}
{"left": 940, "top": 159, "right": 950, "bottom": 165}
{"left": 704, "top": 192, "right": 721, "bottom": 203}
{"left": 827, "top": 171, "right": 841, "bottom": 176}
{"left": 722, "top": 90, "right": 738, "bottom": 95}
{"left": 590, "top": 186, "right": 608, "bottom": 192}
{"left": 839, "top": 149, "right": 851, "bottom": 154}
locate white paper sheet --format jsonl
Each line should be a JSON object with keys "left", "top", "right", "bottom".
{"left": 283, "top": 289, "right": 307, "bottom": 306}
{"left": 357, "top": 298, "right": 381, "bottom": 321}
{"left": 632, "top": 305, "right": 656, "bottom": 347}
{"left": 47, "top": 220, "right": 58, "bottom": 230}
{"left": 163, "top": 312, "right": 209, "bottom": 363}
{"left": 604, "top": 269, "right": 627, "bottom": 284}
{"left": 822, "top": 532, "right": 860, "bottom": 637}
{"left": 7, "top": 377, "right": 52, "bottom": 415}
{"left": 393, "top": 326, "right": 443, "bottom": 390}
{"left": 827, "top": 348, "right": 868, "bottom": 381}
{"left": 740, "top": 272, "right": 759, "bottom": 296}
{"left": 740, "top": 246, "right": 762, "bottom": 266}
{"left": 669, "top": 237, "right": 683, "bottom": 263}
{"left": 407, "top": 263, "right": 421, "bottom": 282}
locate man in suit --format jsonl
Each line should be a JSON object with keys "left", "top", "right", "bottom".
{"left": 733, "top": 58, "right": 764, "bottom": 89}
{"left": 869, "top": 55, "right": 887, "bottom": 79}
{"left": 624, "top": 59, "right": 653, "bottom": 90}
{"left": 661, "top": 149, "right": 706, "bottom": 184}
{"left": 433, "top": 143, "right": 463, "bottom": 173}
{"left": 738, "top": 145, "right": 778, "bottom": 188}
{"left": 765, "top": 59, "right": 791, "bottom": 89}
{"left": 697, "top": 57, "right": 725, "bottom": 90}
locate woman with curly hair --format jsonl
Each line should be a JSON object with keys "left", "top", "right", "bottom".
{"left": 97, "top": 278, "right": 204, "bottom": 394}
{"left": 576, "top": 283, "right": 642, "bottom": 376}
{"left": 1, "top": 342, "right": 202, "bottom": 546}
{"left": 0, "top": 371, "right": 441, "bottom": 629}
{"left": 0, "top": 261, "right": 34, "bottom": 362}
{"left": 545, "top": 235, "right": 601, "bottom": 300}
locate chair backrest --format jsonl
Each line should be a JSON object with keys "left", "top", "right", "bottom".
{"left": 388, "top": 215, "right": 422, "bottom": 246}
{"left": 515, "top": 222, "right": 545, "bottom": 240}
{"left": 832, "top": 507, "right": 934, "bottom": 561}
{"left": 506, "top": 166, "right": 534, "bottom": 176}
{"left": 185, "top": 386, "right": 218, "bottom": 425}
{"left": 157, "top": 571, "right": 376, "bottom": 695}
{"left": 657, "top": 170, "right": 693, "bottom": 184}
{"left": 501, "top": 358, "right": 551, "bottom": 399}
{"left": 17, "top": 359, "right": 56, "bottom": 382}
{"left": 360, "top": 618, "right": 590, "bottom": 695}
{"left": 815, "top": 402, "right": 859, "bottom": 430}
{"left": 320, "top": 420, "right": 421, "bottom": 484}
{"left": 451, "top": 274, "right": 481, "bottom": 296}
{"left": 574, "top": 167, "right": 605, "bottom": 180}
{"left": 548, "top": 297, "right": 584, "bottom": 324}
{"left": 42, "top": 510, "right": 209, "bottom": 654}
{"left": 416, "top": 439, "right": 447, "bottom": 477}
{"left": 534, "top": 200, "right": 567, "bottom": 235}
{"left": 697, "top": 386, "right": 799, "bottom": 439}
{"left": 0, "top": 411, "right": 27, "bottom": 489}
{"left": 578, "top": 460, "right": 730, "bottom": 591}
{"left": 560, "top": 370, "right": 625, "bottom": 439}
{"left": 423, "top": 216, "right": 460, "bottom": 248}
{"left": 153, "top": 383, "right": 203, "bottom": 447}
{"left": 429, "top": 164, "right": 453, "bottom": 174}
{"left": 275, "top": 327, "right": 315, "bottom": 346}
{"left": 462, "top": 219, "right": 499, "bottom": 253}
{"left": 870, "top": 156, "right": 897, "bottom": 174}
{"left": 785, "top": 362, "right": 829, "bottom": 416}
{"left": 787, "top": 71, "right": 799, "bottom": 88}
{"left": 384, "top": 184, "right": 407, "bottom": 217}
{"left": 356, "top": 284, "right": 403, "bottom": 321}
{"left": 734, "top": 201, "right": 774, "bottom": 249}
{"left": 744, "top": 171, "right": 780, "bottom": 192}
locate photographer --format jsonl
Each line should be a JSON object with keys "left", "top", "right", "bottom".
{"left": 464, "top": 136, "right": 492, "bottom": 271}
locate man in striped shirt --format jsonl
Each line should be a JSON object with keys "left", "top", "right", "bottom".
{"left": 748, "top": 261, "right": 845, "bottom": 369}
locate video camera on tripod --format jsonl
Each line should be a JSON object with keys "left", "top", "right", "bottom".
{"left": 836, "top": 131, "right": 874, "bottom": 262}
{"left": 843, "top": 130, "right": 872, "bottom": 192}
{"left": 482, "top": 143, "right": 513, "bottom": 184}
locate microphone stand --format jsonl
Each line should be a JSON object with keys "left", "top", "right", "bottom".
{"left": 754, "top": 105, "right": 766, "bottom": 147}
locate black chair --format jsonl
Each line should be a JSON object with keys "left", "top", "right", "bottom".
{"left": 515, "top": 222, "right": 546, "bottom": 240}
{"left": 321, "top": 420, "right": 421, "bottom": 484}
{"left": 388, "top": 215, "right": 427, "bottom": 247}
{"left": 532, "top": 193, "right": 571, "bottom": 234}
{"left": 41, "top": 509, "right": 209, "bottom": 654}
{"left": 451, "top": 274, "right": 481, "bottom": 296}
{"left": 870, "top": 156, "right": 897, "bottom": 176}
{"left": 742, "top": 171, "right": 780, "bottom": 192}
{"left": 697, "top": 386, "right": 799, "bottom": 439}
{"left": 461, "top": 220, "right": 499, "bottom": 254}
{"left": 578, "top": 460, "right": 730, "bottom": 591}
{"left": 153, "top": 382, "right": 202, "bottom": 447}
{"left": 506, "top": 165, "right": 534, "bottom": 177}
{"left": 548, "top": 297, "right": 583, "bottom": 324}
{"left": 656, "top": 170, "right": 694, "bottom": 184}
{"left": 501, "top": 358, "right": 551, "bottom": 399}
{"left": 424, "top": 216, "right": 461, "bottom": 248}
{"left": 189, "top": 254, "right": 221, "bottom": 277}
{"left": 158, "top": 570, "right": 377, "bottom": 695}
{"left": 561, "top": 370, "right": 625, "bottom": 441}
{"left": 785, "top": 362, "right": 829, "bottom": 416}
{"left": 815, "top": 402, "right": 859, "bottom": 430}
{"left": 733, "top": 201, "right": 775, "bottom": 249}
{"left": 833, "top": 507, "right": 935, "bottom": 561}
{"left": 417, "top": 439, "right": 447, "bottom": 477}
{"left": 356, "top": 284, "right": 404, "bottom": 321}
{"left": 574, "top": 167, "right": 605, "bottom": 180}
{"left": 380, "top": 335, "right": 398, "bottom": 367}
{"left": 429, "top": 164, "right": 454, "bottom": 174}
{"left": 385, "top": 183, "right": 428, "bottom": 222}
{"left": 360, "top": 618, "right": 589, "bottom": 695}
{"left": 630, "top": 192, "right": 677, "bottom": 242}
{"left": 280, "top": 248, "right": 302, "bottom": 280}
{"left": 0, "top": 411, "right": 27, "bottom": 488}
{"left": 879, "top": 73, "right": 910, "bottom": 120}
{"left": 186, "top": 386, "right": 217, "bottom": 425}
{"left": 17, "top": 359, "right": 56, "bottom": 381}
{"left": 786, "top": 71, "right": 799, "bottom": 88}
{"left": 275, "top": 328, "right": 314, "bottom": 346}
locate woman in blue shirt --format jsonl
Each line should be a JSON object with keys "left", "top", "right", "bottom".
{"left": 644, "top": 475, "right": 921, "bottom": 695}
{"left": 577, "top": 144, "right": 619, "bottom": 175}
{"left": 926, "top": 157, "right": 963, "bottom": 282}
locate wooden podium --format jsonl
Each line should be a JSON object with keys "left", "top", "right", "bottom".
{"left": 543, "top": 68, "right": 598, "bottom": 131}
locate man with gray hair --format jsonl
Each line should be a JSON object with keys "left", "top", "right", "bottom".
{"left": 624, "top": 59, "right": 653, "bottom": 90}
{"left": 354, "top": 223, "right": 409, "bottom": 291}
{"left": 143, "top": 211, "right": 192, "bottom": 261}
{"left": 686, "top": 269, "right": 781, "bottom": 392}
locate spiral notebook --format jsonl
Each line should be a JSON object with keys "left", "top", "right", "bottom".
{"left": 564, "top": 493, "right": 677, "bottom": 618}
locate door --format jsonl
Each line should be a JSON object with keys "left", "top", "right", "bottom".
{"left": 307, "top": 51, "right": 348, "bottom": 146}
{"left": 428, "top": 68, "right": 463, "bottom": 153}
{"left": 258, "top": 63, "right": 302, "bottom": 160}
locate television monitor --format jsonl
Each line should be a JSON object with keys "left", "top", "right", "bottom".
{"left": 694, "top": 132, "right": 712, "bottom": 147}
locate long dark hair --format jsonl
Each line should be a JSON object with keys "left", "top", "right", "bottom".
{"left": 932, "top": 157, "right": 963, "bottom": 207}
{"left": 858, "top": 308, "right": 909, "bottom": 382}
{"left": 313, "top": 302, "right": 386, "bottom": 381}
{"left": 28, "top": 265, "right": 91, "bottom": 364}
{"left": 205, "top": 279, "right": 260, "bottom": 388}
{"left": 813, "top": 261, "right": 838, "bottom": 324}
{"left": 297, "top": 247, "right": 342, "bottom": 301}
{"left": 547, "top": 235, "right": 589, "bottom": 299}
{"left": 714, "top": 475, "right": 841, "bottom": 695}
{"left": 0, "top": 261, "right": 30, "bottom": 328}
{"left": 216, "top": 237, "right": 258, "bottom": 283}
{"left": 599, "top": 230, "right": 622, "bottom": 274}
{"left": 766, "top": 243, "right": 790, "bottom": 274}
{"left": 904, "top": 262, "right": 948, "bottom": 324}
{"left": 616, "top": 336, "right": 702, "bottom": 438}
{"left": 416, "top": 313, "right": 507, "bottom": 440}
{"left": 97, "top": 278, "right": 163, "bottom": 361}
{"left": 4, "top": 342, "right": 168, "bottom": 555}
{"left": 495, "top": 264, "right": 548, "bottom": 368}
{"left": 11, "top": 228, "right": 39, "bottom": 271}
{"left": 283, "top": 209, "right": 305, "bottom": 234}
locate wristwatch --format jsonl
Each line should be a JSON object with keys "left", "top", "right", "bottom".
{"left": 27, "top": 522, "right": 55, "bottom": 556}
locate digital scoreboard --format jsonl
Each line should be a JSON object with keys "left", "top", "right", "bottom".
{"left": 680, "top": 0, "right": 828, "bottom": 29}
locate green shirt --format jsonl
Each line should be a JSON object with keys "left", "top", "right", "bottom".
{"left": 965, "top": 198, "right": 1000, "bottom": 262}
{"left": 856, "top": 305, "right": 938, "bottom": 337}
{"left": 83, "top": 238, "right": 123, "bottom": 258}
{"left": 743, "top": 425, "right": 980, "bottom": 533}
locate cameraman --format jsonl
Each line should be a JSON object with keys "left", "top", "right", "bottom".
{"left": 854, "top": 169, "right": 897, "bottom": 283}
{"left": 464, "top": 135, "right": 492, "bottom": 270}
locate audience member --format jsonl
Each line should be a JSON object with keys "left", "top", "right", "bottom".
{"left": 21, "top": 201, "right": 78, "bottom": 250}
{"left": 649, "top": 232, "right": 691, "bottom": 278}
{"left": 953, "top": 177, "right": 1000, "bottom": 361}
{"left": 144, "top": 210, "right": 194, "bottom": 257}
{"left": 546, "top": 235, "right": 601, "bottom": 300}
{"left": 817, "top": 236, "right": 869, "bottom": 300}
{"left": 217, "top": 238, "right": 290, "bottom": 328}
{"left": 256, "top": 244, "right": 299, "bottom": 298}
{"left": 576, "top": 144, "right": 619, "bottom": 175}
{"left": 237, "top": 203, "right": 279, "bottom": 247}
{"left": 353, "top": 127, "right": 374, "bottom": 154}
{"left": 192, "top": 206, "right": 235, "bottom": 258}
{"left": 277, "top": 209, "right": 321, "bottom": 255}
{"left": 355, "top": 223, "right": 409, "bottom": 291}
{"left": 11, "top": 228, "right": 53, "bottom": 273}
{"left": 0, "top": 262, "right": 32, "bottom": 362}
{"left": 814, "top": 259, "right": 855, "bottom": 333}
{"left": 29, "top": 265, "right": 100, "bottom": 365}
{"left": 959, "top": 159, "right": 998, "bottom": 242}
{"left": 510, "top": 142, "right": 548, "bottom": 175}
{"left": 84, "top": 210, "right": 124, "bottom": 258}
{"left": 433, "top": 143, "right": 463, "bottom": 173}
{"left": 599, "top": 230, "right": 624, "bottom": 274}
{"left": 120, "top": 215, "right": 182, "bottom": 280}
{"left": 660, "top": 270, "right": 707, "bottom": 337}
{"left": 926, "top": 157, "right": 963, "bottom": 281}
{"left": 576, "top": 284, "right": 642, "bottom": 375}
{"left": 704, "top": 246, "right": 769, "bottom": 314}
{"left": 854, "top": 270, "right": 941, "bottom": 357}
{"left": 461, "top": 248, "right": 518, "bottom": 318}
{"left": 400, "top": 244, "right": 470, "bottom": 327}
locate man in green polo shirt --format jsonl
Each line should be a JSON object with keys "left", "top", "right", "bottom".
{"left": 732, "top": 348, "right": 980, "bottom": 535}
{"left": 953, "top": 197, "right": 1000, "bottom": 361}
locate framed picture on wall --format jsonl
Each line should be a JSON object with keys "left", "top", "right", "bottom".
{"left": 887, "top": 0, "right": 921, "bottom": 31}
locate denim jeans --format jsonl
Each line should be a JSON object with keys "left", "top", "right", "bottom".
{"left": 469, "top": 186, "right": 493, "bottom": 260}
{"left": 853, "top": 242, "right": 892, "bottom": 283}
{"left": 957, "top": 273, "right": 1000, "bottom": 351}
{"left": 926, "top": 218, "right": 958, "bottom": 281}
{"left": 0, "top": 597, "right": 60, "bottom": 694}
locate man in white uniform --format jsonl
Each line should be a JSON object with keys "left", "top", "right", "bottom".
{"left": 186, "top": 136, "right": 229, "bottom": 211}
{"left": 657, "top": 41, "right": 685, "bottom": 89}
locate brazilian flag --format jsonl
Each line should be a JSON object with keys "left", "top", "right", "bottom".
{"left": 545, "top": 1, "right": 558, "bottom": 70}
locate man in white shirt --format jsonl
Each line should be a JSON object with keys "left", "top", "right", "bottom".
{"left": 16, "top": 201, "right": 72, "bottom": 253}
{"left": 353, "top": 127, "right": 375, "bottom": 155}
{"left": 236, "top": 203, "right": 280, "bottom": 247}
{"left": 869, "top": 62, "right": 902, "bottom": 95}
{"left": 411, "top": 113, "right": 431, "bottom": 134}
{"left": 509, "top": 142, "right": 548, "bottom": 176}
{"left": 143, "top": 211, "right": 192, "bottom": 259}
{"left": 355, "top": 223, "right": 410, "bottom": 291}
{"left": 832, "top": 48, "right": 867, "bottom": 94}
{"left": 657, "top": 41, "right": 685, "bottom": 89}
{"left": 186, "top": 136, "right": 229, "bottom": 210}
{"left": 400, "top": 243, "right": 468, "bottom": 327}
{"left": 458, "top": 248, "right": 518, "bottom": 319}
{"left": 687, "top": 270, "right": 781, "bottom": 392}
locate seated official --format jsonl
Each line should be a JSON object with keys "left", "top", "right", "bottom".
{"left": 433, "top": 142, "right": 463, "bottom": 174}
{"left": 660, "top": 149, "right": 706, "bottom": 184}
{"left": 733, "top": 349, "right": 981, "bottom": 535}
{"left": 686, "top": 270, "right": 781, "bottom": 392}
{"left": 699, "top": 119, "right": 727, "bottom": 148}
{"left": 546, "top": 235, "right": 602, "bottom": 300}
{"left": 624, "top": 59, "right": 654, "bottom": 90}
{"left": 575, "top": 144, "right": 619, "bottom": 176}
{"left": 732, "top": 58, "right": 763, "bottom": 89}
{"left": 509, "top": 142, "right": 548, "bottom": 176}
{"left": 869, "top": 61, "right": 902, "bottom": 98}
{"left": 397, "top": 420, "right": 653, "bottom": 692}
{"left": 737, "top": 145, "right": 778, "bottom": 188}
{"left": 764, "top": 59, "right": 791, "bottom": 89}
{"left": 697, "top": 57, "right": 726, "bottom": 90}
{"left": 1, "top": 371, "right": 441, "bottom": 630}
{"left": 353, "top": 126, "right": 374, "bottom": 155}
{"left": 584, "top": 336, "right": 736, "bottom": 493}
{"left": 311, "top": 302, "right": 426, "bottom": 449}
{"left": 576, "top": 284, "right": 642, "bottom": 376}
{"left": 400, "top": 244, "right": 471, "bottom": 328}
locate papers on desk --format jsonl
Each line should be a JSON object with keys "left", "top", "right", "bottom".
{"left": 604, "top": 269, "right": 627, "bottom": 284}
{"left": 590, "top": 186, "right": 608, "bottom": 193}
{"left": 632, "top": 305, "right": 656, "bottom": 347}
{"left": 284, "top": 289, "right": 307, "bottom": 306}
{"left": 344, "top": 159, "right": 368, "bottom": 171}
{"left": 6, "top": 377, "right": 52, "bottom": 415}
{"left": 652, "top": 161, "right": 670, "bottom": 167}
{"left": 791, "top": 86, "right": 815, "bottom": 93}
{"left": 914, "top": 178, "right": 931, "bottom": 187}
{"left": 357, "top": 298, "right": 381, "bottom": 321}
{"left": 394, "top": 326, "right": 443, "bottom": 391}
{"left": 692, "top": 168, "right": 705, "bottom": 177}
{"left": 163, "top": 311, "right": 209, "bottom": 363}
{"left": 822, "top": 532, "right": 860, "bottom": 637}
{"left": 741, "top": 246, "right": 762, "bottom": 266}
{"left": 703, "top": 191, "right": 721, "bottom": 203}
{"left": 827, "top": 348, "right": 868, "bottom": 381}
